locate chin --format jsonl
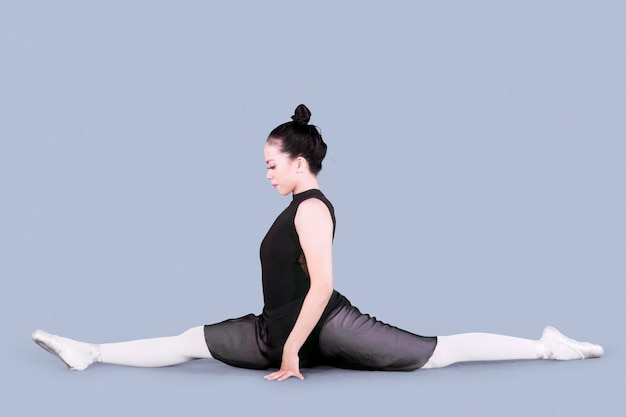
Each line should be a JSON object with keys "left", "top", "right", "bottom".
{"left": 274, "top": 186, "right": 293, "bottom": 196}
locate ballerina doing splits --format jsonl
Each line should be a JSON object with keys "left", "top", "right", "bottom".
{"left": 33, "top": 104, "right": 603, "bottom": 381}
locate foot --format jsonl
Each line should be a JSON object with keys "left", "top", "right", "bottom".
{"left": 539, "top": 326, "right": 604, "bottom": 360}
{"left": 32, "top": 330, "right": 100, "bottom": 370}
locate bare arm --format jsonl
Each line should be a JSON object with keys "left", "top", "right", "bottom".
{"left": 264, "top": 198, "right": 334, "bottom": 381}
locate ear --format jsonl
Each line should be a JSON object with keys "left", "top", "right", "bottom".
{"left": 294, "top": 156, "right": 308, "bottom": 173}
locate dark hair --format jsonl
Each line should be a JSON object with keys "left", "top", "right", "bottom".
{"left": 267, "top": 104, "right": 327, "bottom": 174}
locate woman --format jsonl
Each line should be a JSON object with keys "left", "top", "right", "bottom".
{"left": 32, "top": 104, "right": 603, "bottom": 381}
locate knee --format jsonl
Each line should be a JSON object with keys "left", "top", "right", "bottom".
{"left": 420, "top": 345, "right": 453, "bottom": 369}
{"left": 181, "top": 326, "right": 204, "bottom": 335}
{"left": 178, "top": 326, "right": 205, "bottom": 342}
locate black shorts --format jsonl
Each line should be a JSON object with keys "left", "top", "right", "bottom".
{"left": 204, "top": 299, "right": 437, "bottom": 371}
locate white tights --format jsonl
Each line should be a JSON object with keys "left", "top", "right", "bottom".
{"left": 95, "top": 327, "right": 539, "bottom": 369}
{"left": 99, "top": 326, "right": 212, "bottom": 367}
{"left": 422, "top": 333, "right": 538, "bottom": 369}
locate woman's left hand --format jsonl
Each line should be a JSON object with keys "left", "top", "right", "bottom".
{"left": 264, "top": 352, "right": 304, "bottom": 381}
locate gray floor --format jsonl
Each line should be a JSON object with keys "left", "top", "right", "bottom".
{"left": 2, "top": 1, "right": 624, "bottom": 416}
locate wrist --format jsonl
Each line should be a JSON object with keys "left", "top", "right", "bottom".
{"left": 282, "top": 343, "right": 299, "bottom": 356}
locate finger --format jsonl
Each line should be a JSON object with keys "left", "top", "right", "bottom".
{"left": 277, "top": 371, "right": 303, "bottom": 382}
{"left": 265, "top": 370, "right": 290, "bottom": 381}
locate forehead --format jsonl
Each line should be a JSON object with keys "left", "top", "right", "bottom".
{"left": 264, "top": 141, "right": 288, "bottom": 161}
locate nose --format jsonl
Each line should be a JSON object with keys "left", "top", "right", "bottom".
{"left": 266, "top": 170, "right": 272, "bottom": 180}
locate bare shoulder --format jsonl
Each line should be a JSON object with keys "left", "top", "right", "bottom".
{"left": 298, "top": 197, "right": 329, "bottom": 212}
{"left": 295, "top": 198, "right": 332, "bottom": 228}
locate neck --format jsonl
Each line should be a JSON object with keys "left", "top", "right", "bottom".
{"left": 292, "top": 175, "right": 320, "bottom": 195}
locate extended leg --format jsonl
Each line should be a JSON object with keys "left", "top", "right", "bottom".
{"left": 99, "top": 326, "right": 212, "bottom": 367}
{"left": 32, "top": 326, "right": 211, "bottom": 370}
{"left": 422, "top": 326, "right": 604, "bottom": 369}
{"left": 421, "top": 333, "right": 537, "bottom": 369}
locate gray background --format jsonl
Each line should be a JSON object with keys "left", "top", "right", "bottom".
{"left": 1, "top": 1, "right": 624, "bottom": 416}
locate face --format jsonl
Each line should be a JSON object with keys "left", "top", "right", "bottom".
{"left": 264, "top": 141, "right": 299, "bottom": 196}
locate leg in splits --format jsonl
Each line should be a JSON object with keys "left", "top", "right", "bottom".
{"left": 422, "top": 332, "right": 538, "bottom": 369}
{"left": 317, "top": 304, "right": 603, "bottom": 371}
{"left": 32, "top": 326, "right": 212, "bottom": 370}
{"left": 422, "top": 326, "right": 604, "bottom": 369}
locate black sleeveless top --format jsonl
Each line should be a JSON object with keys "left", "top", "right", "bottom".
{"left": 260, "top": 189, "right": 345, "bottom": 350}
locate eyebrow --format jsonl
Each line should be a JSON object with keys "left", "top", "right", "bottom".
{"left": 265, "top": 159, "right": 276, "bottom": 164}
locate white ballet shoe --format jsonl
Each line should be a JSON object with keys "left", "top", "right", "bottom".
{"left": 32, "top": 329, "right": 100, "bottom": 371}
{"left": 539, "top": 326, "right": 604, "bottom": 360}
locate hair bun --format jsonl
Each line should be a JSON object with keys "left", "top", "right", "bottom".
{"left": 291, "top": 104, "right": 311, "bottom": 126}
